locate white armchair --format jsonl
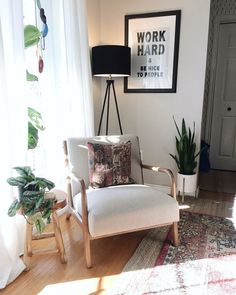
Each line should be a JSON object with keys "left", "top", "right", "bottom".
{"left": 64, "top": 134, "right": 179, "bottom": 268}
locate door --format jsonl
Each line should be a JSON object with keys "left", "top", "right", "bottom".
{"left": 210, "top": 22, "right": 236, "bottom": 171}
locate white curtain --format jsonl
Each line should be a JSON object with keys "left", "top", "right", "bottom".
{"left": 0, "top": 0, "right": 94, "bottom": 287}
{"left": 0, "top": 0, "right": 27, "bottom": 289}
{"left": 35, "top": 0, "right": 94, "bottom": 184}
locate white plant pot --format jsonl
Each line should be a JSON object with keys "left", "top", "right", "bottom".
{"left": 177, "top": 172, "right": 197, "bottom": 194}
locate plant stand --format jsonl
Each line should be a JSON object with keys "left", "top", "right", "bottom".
{"left": 23, "top": 190, "right": 67, "bottom": 270}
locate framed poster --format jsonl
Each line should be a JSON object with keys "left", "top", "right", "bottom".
{"left": 124, "top": 10, "right": 181, "bottom": 93}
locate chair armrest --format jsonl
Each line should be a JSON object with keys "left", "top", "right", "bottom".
{"left": 141, "top": 164, "right": 176, "bottom": 199}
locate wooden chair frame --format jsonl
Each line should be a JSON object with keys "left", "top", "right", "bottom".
{"left": 63, "top": 141, "right": 179, "bottom": 268}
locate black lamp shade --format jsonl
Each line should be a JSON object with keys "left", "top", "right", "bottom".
{"left": 92, "top": 45, "right": 131, "bottom": 77}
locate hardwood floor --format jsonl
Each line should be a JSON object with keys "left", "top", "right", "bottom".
{"left": 199, "top": 169, "right": 236, "bottom": 194}
{"left": 1, "top": 190, "right": 235, "bottom": 295}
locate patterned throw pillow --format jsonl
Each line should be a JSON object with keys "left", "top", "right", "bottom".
{"left": 87, "top": 141, "right": 133, "bottom": 188}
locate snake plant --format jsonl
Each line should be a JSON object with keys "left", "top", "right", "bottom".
{"left": 170, "top": 118, "right": 201, "bottom": 175}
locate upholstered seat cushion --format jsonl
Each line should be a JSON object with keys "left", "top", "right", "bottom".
{"left": 73, "top": 184, "right": 179, "bottom": 238}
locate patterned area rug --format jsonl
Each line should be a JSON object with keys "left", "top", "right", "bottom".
{"left": 109, "top": 211, "right": 236, "bottom": 294}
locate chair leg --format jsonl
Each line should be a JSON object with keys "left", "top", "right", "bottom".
{"left": 26, "top": 220, "right": 33, "bottom": 256}
{"left": 52, "top": 211, "right": 67, "bottom": 263}
{"left": 83, "top": 230, "right": 92, "bottom": 268}
{"left": 172, "top": 222, "right": 179, "bottom": 246}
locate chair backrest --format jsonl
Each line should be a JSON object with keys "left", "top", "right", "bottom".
{"left": 65, "top": 134, "right": 143, "bottom": 196}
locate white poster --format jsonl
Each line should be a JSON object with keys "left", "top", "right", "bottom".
{"left": 124, "top": 11, "right": 181, "bottom": 93}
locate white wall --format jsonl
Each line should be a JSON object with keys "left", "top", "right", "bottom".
{"left": 87, "top": 0, "right": 211, "bottom": 185}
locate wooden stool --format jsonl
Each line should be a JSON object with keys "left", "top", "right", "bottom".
{"left": 23, "top": 189, "right": 67, "bottom": 269}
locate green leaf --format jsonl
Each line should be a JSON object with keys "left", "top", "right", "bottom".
{"left": 28, "top": 107, "right": 45, "bottom": 131}
{"left": 23, "top": 190, "right": 43, "bottom": 198}
{"left": 8, "top": 200, "right": 20, "bottom": 217}
{"left": 24, "top": 181, "right": 39, "bottom": 189}
{"left": 188, "top": 128, "right": 192, "bottom": 148}
{"left": 35, "top": 177, "right": 55, "bottom": 190}
{"left": 169, "top": 153, "right": 180, "bottom": 170}
{"left": 24, "top": 204, "right": 36, "bottom": 215}
{"left": 13, "top": 166, "right": 33, "bottom": 177}
{"left": 35, "top": 195, "right": 44, "bottom": 209}
{"left": 181, "top": 118, "right": 187, "bottom": 136}
{"left": 22, "top": 196, "right": 36, "bottom": 206}
{"left": 28, "top": 121, "right": 39, "bottom": 149}
{"left": 175, "top": 137, "right": 180, "bottom": 154}
{"left": 41, "top": 199, "right": 54, "bottom": 221}
{"left": 26, "top": 70, "right": 38, "bottom": 81}
{"left": 24, "top": 25, "right": 41, "bottom": 48}
{"left": 33, "top": 215, "right": 45, "bottom": 233}
{"left": 42, "top": 207, "right": 52, "bottom": 220}
{"left": 173, "top": 116, "right": 181, "bottom": 137}
{"left": 7, "top": 176, "right": 27, "bottom": 186}
{"left": 44, "top": 198, "right": 54, "bottom": 208}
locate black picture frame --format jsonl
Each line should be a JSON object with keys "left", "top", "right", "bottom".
{"left": 124, "top": 10, "right": 181, "bottom": 93}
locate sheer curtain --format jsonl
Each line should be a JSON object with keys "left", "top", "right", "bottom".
{"left": 0, "top": 0, "right": 94, "bottom": 287}
{"left": 36, "top": 0, "right": 94, "bottom": 184}
{"left": 0, "top": 0, "right": 27, "bottom": 289}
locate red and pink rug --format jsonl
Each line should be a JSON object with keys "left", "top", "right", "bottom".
{"left": 109, "top": 211, "right": 236, "bottom": 294}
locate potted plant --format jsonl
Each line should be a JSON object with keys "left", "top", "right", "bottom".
{"left": 7, "top": 166, "right": 55, "bottom": 233}
{"left": 169, "top": 118, "right": 201, "bottom": 198}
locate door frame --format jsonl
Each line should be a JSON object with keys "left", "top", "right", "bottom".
{"left": 204, "top": 15, "right": 236, "bottom": 143}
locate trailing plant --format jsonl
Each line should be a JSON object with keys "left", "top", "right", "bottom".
{"left": 7, "top": 166, "right": 55, "bottom": 233}
{"left": 24, "top": 24, "right": 41, "bottom": 82}
{"left": 28, "top": 107, "right": 45, "bottom": 149}
{"left": 169, "top": 118, "right": 201, "bottom": 175}
{"left": 24, "top": 24, "right": 46, "bottom": 149}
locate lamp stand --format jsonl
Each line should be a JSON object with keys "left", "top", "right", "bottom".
{"left": 97, "top": 79, "right": 123, "bottom": 136}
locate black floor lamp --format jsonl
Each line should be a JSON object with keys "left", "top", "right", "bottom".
{"left": 92, "top": 45, "right": 131, "bottom": 135}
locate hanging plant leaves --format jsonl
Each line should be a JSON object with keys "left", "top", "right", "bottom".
{"left": 26, "top": 70, "right": 38, "bottom": 82}
{"left": 24, "top": 25, "right": 41, "bottom": 49}
{"left": 28, "top": 121, "right": 39, "bottom": 149}
{"left": 28, "top": 107, "right": 45, "bottom": 131}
